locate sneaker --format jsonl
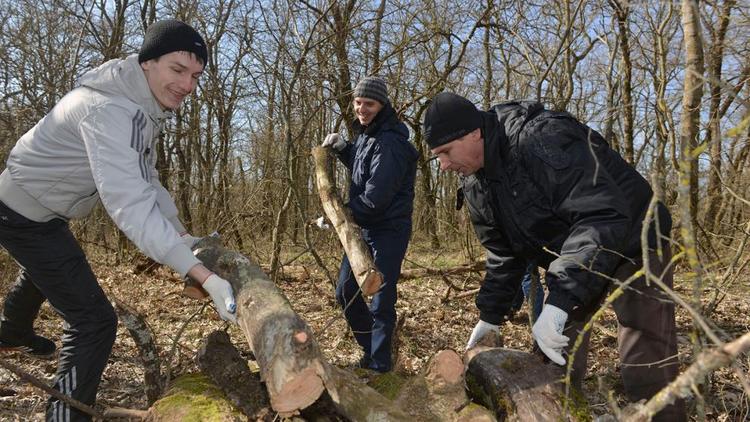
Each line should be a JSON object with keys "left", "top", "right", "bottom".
{"left": 0, "top": 334, "right": 56, "bottom": 359}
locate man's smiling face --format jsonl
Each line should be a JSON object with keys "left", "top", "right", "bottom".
{"left": 141, "top": 51, "right": 204, "bottom": 110}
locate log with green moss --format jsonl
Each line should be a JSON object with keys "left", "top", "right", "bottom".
{"left": 464, "top": 346, "right": 585, "bottom": 421}
{"left": 189, "top": 236, "right": 327, "bottom": 416}
{"left": 312, "top": 145, "right": 383, "bottom": 295}
{"left": 146, "top": 373, "right": 245, "bottom": 422}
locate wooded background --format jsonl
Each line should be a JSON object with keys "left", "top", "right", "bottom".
{"left": 0, "top": 0, "right": 749, "bottom": 414}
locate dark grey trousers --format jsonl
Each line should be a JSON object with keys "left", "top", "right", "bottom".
{"left": 563, "top": 247, "right": 686, "bottom": 421}
{"left": 0, "top": 201, "right": 117, "bottom": 422}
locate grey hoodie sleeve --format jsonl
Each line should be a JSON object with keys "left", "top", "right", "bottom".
{"left": 80, "top": 104, "right": 200, "bottom": 277}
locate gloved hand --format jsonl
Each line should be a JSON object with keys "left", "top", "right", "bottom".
{"left": 322, "top": 133, "right": 346, "bottom": 151}
{"left": 531, "top": 304, "right": 569, "bottom": 365}
{"left": 315, "top": 216, "right": 331, "bottom": 230}
{"left": 202, "top": 274, "right": 237, "bottom": 323}
{"left": 180, "top": 233, "right": 201, "bottom": 249}
{"left": 466, "top": 320, "right": 501, "bottom": 350}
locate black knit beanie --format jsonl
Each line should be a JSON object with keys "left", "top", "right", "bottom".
{"left": 138, "top": 19, "right": 208, "bottom": 67}
{"left": 353, "top": 76, "right": 389, "bottom": 105}
{"left": 423, "top": 92, "right": 482, "bottom": 149}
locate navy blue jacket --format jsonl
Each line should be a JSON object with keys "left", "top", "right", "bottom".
{"left": 336, "top": 104, "right": 418, "bottom": 230}
{"left": 462, "top": 101, "right": 671, "bottom": 324}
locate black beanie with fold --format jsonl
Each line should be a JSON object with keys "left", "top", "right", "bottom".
{"left": 423, "top": 92, "right": 482, "bottom": 149}
{"left": 138, "top": 19, "right": 208, "bottom": 67}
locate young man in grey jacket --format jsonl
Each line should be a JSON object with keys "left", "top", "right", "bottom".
{"left": 0, "top": 20, "right": 236, "bottom": 421}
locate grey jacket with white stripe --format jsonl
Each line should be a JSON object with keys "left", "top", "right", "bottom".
{"left": 0, "top": 54, "right": 200, "bottom": 277}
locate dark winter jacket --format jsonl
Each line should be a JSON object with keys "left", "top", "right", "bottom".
{"left": 336, "top": 104, "right": 418, "bottom": 230}
{"left": 463, "top": 101, "right": 671, "bottom": 325}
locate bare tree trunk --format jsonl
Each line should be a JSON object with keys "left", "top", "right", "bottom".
{"left": 610, "top": 0, "right": 635, "bottom": 164}
{"left": 679, "top": 1, "right": 706, "bottom": 419}
{"left": 704, "top": 0, "right": 737, "bottom": 233}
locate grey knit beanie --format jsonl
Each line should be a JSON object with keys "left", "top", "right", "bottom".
{"left": 138, "top": 19, "right": 208, "bottom": 67}
{"left": 353, "top": 76, "right": 389, "bottom": 105}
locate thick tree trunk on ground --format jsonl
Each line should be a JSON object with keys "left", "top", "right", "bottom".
{"left": 312, "top": 146, "right": 383, "bottom": 295}
{"left": 323, "top": 366, "right": 412, "bottom": 421}
{"left": 464, "top": 346, "right": 576, "bottom": 421}
{"left": 196, "top": 331, "right": 271, "bottom": 419}
{"left": 191, "top": 237, "right": 327, "bottom": 416}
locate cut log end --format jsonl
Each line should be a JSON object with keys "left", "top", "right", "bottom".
{"left": 293, "top": 331, "right": 309, "bottom": 344}
{"left": 182, "top": 282, "right": 208, "bottom": 299}
{"left": 271, "top": 366, "right": 325, "bottom": 416}
{"left": 361, "top": 270, "right": 384, "bottom": 296}
{"left": 426, "top": 349, "right": 464, "bottom": 386}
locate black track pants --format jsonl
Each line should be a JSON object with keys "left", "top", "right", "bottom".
{"left": 0, "top": 201, "right": 117, "bottom": 422}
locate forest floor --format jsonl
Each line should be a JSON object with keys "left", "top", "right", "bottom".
{"left": 0, "top": 238, "right": 748, "bottom": 421}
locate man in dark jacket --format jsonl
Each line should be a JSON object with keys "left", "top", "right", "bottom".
{"left": 322, "top": 76, "right": 418, "bottom": 373}
{"left": 423, "top": 92, "right": 684, "bottom": 421}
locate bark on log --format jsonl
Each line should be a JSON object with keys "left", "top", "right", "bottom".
{"left": 322, "top": 365, "right": 411, "bottom": 421}
{"left": 196, "top": 330, "right": 271, "bottom": 419}
{"left": 464, "top": 346, "right": 577, "bottom": 421}
{"left": 312, "top": 146, "right": 383, "bottom": 295}
{"left": 393, "top": 349, "right": 496, "bottom": 422}
{"left": 190, "top": 237, "right": 327, "bottom": 416}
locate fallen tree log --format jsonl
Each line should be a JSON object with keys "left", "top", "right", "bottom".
{"left": 312, "top": 145, "right": 382, "bottom": 295}
{"left": 464, "top": 345, "right": 583, "bottom": 421}
{"left": 399, "top": 261, "right": 485, "bottom": 280}
{"left": 189, "top": 236, "right": 327, "bottom": 416}
{"left": 113, "top": 298, "right": 162, "bottom": 405}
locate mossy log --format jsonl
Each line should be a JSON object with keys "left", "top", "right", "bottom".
{"left": 188, "top": 237, "right": 327, "bottom": 416}
{"left": 464, "top": 346, "right": 579, "bottom": 421}
{"left": 322, "top": 366, "right": 411, "bottom": 421}
{"left": 146, "top": 373, "right": 245, "bottom": 422}
{"left": 312, "top": 146, "right": 383, "bottom": 295}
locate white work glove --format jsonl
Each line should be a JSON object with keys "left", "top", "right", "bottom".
{"left": 202, "top": 274, "right": 237, "bottom": 323}
{"left": 466, "top": 320, "right": 501, "bottom": 350}
{"left": 180, "top": 233, "right": 201, "bottom": 249}
{"left": 531, "top": 304, "right": 569, "bottom": 365}
{"left": 322, "top": 133, "right": 346, "bottom": 151}
{"left": 315, "top": 216, "right": 331, "bottom": 230}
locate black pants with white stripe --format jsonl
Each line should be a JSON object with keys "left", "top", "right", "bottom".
{"left": 0, "top": 201, "right": 117, "bottom": 421}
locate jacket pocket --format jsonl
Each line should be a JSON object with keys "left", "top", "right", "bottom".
{"left": 65, "top": 191, "right": 100, "bottom": 219}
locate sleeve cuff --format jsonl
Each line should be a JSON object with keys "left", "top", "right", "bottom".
{"left": 162, "top": 243, "right": 202, "bottom": 278}
{"left": 545, "top": 291, "right": 576, "bottom": 314}
{"left": 479, "top": 310, "right": 504, "bottom": 326}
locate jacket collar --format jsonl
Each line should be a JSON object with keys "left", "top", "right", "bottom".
{"left": 78, "top": 54, "right": 172, "bottom": 124}
{"left": 352, "top": 103, "right": 399, "bottom": 137}
{"left": 481, "top": 101, "right": 545, "bottom": 180}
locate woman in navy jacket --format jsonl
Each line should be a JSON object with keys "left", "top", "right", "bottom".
{"left": 322, "top": 76, "right": 418, "bottom": 372}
